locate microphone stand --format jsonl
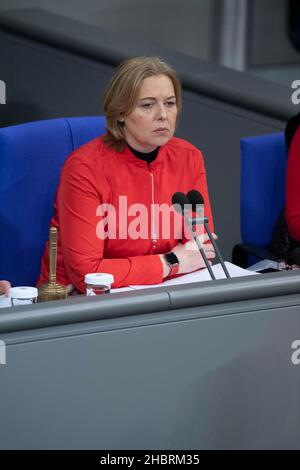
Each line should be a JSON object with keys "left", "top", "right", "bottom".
{"left": 184, "top": 210, "right": 216, "bottom": 280}
{"left": 191, "top": 215, "right": 231, "bottom": 279}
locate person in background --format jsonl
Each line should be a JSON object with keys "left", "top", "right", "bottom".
{"left": 286, "top": 112, "right": 300, "bottom": 241}
{"left": 270, "top": 112, "right": 300, "bottom": 266}
{"left": 0, "top": 280, "right": 11, "bottom": 296}
{"left": 38, "top": 56, "right": 216, "bottom": 292}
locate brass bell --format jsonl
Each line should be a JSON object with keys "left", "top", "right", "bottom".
{"left": 38, "top": 227, "right": 68, "bottom": 302}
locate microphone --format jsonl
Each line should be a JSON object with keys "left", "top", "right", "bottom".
{"left": 172, "top": 192, "right": 216, "bottom": 280}
{"left": 187, "top": 190, "right": 230, "bottom": 278}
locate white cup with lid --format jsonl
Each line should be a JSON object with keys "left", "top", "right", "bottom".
{"left": 9, "top": 286, "right": 38, "bottom": 306}
{"left": 84, "top": 273, "right": 114, "bottom": 296}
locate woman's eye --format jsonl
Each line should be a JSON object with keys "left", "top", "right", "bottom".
{"left": 166, "top": 101, "right": 176, "bottom": 108}
{"left": 141, "top": 103, "right": 152, "bottom": 109}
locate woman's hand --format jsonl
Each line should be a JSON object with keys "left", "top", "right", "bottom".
{"left": 0, "top": 280, "right": 11, "bottom": 296}
{"left": 159, "top": 234, "right": 217, "bottom": 277}
{"left": 173, "top": 234, "right": 216, "bottom": 274}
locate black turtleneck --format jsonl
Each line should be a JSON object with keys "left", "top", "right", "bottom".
{"left": 127, "top": 143, "right": 159, "bottom": 164}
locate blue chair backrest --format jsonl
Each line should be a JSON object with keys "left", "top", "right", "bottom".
{"left": 0, "top": 116, "right": 106, "bottom": 286}
{"left": 240, "top": 132, "right": 288, "bottom": 248}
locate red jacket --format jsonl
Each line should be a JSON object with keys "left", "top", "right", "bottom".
{"left": 39, "top": 136, "right": 214, "bottom": 291}
{"left": 286, "top": 126, "right": 300, "bottom": 241}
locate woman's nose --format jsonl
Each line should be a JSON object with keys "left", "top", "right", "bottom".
{"left": 157, "top": 104, "right": 167, "bottom": 119}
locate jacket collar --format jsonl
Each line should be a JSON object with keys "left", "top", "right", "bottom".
{"left": 119, "top": 141, "right": 167, "bottom": 170}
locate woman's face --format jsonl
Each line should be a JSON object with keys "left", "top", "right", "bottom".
{"left": 123, "top": 74, "right": 178, "bottom": 152}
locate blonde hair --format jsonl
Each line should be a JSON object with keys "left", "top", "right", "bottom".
{"left": 103, "top": 56, "right": 182, "bottom": 151}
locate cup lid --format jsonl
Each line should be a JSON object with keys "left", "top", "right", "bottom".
{"left": 9, "top": 286, "right": 38, "bottom": 299}
{"left": 84, "top": 273, "right": 114, "bottom": 286}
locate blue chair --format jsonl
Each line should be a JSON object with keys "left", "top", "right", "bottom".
{"left": 0, "top": 116, "right": 106, "bottom": 286}
{"left": 232, "top": 132, "right": 288, "bottom": 267}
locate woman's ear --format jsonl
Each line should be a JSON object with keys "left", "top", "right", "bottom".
{"left": 118, "top": 115, "right": 125, "bottom": 123}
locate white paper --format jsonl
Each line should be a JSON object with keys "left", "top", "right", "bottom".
{"left": 0, "top": 295, "right": 12, "bottom": 309}
{"left": 111, "top": 262, "right": 258, "bottom": 293}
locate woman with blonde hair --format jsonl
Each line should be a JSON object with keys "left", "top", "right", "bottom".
{"left": 39, "top": 56, "right": 215, "bottom": 291}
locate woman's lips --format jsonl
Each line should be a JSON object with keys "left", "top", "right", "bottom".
{"left": 154, "top": 128, "right": 169, "bottom": 133}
